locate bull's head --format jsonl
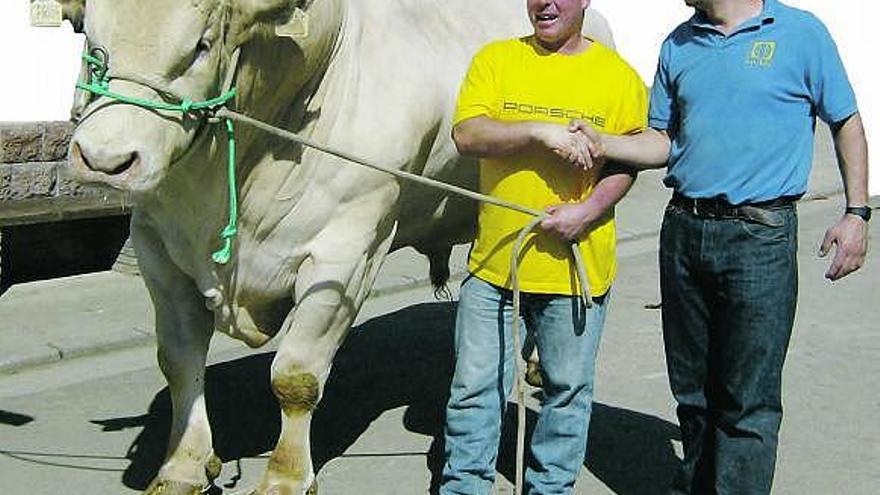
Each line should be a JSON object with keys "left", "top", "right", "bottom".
{"left": 64, "top": 0, "right": 309, "bottom": 193}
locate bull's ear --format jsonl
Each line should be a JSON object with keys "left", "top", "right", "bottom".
{"left": 231, "top": 0, "right": 313, "bottom": 43}
{"left": 56, "top": 0, "right": 86, "bottom": 33}
{"left": 235, "top": 0, "right": 299, "bottom": 29}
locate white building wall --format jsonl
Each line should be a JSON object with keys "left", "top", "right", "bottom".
{"left": 1, "top": 1, "right": 876, "bottom": 194}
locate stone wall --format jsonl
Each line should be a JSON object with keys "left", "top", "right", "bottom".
{"left": 0, "top": 121, "right": 132, "bottom": 290}
{"left": 0, "top": 121, "right": 131, "bottom": 217}
{"left": 1, "top": 121, "right": 75, "bottom": 202}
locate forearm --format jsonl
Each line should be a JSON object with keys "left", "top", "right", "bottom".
{"left": 538, "top": 164, "right": 636, "bottom": 240}
{"left": 602, "top": 128, "right": 671, "bottom": 170}
{"left": 832, "top": 113, "right": 869, "bottom": 207}
{"left": 585, "top": 163, "right": 637, "bottom": 215}
{"left": 452, "top": 116, "right": 540, "bottom": 158}
{"left": 819, "top": 112, "right": 869, "bottom": 281}
{"left": 454, "top": 115, "right": 596, "bottom": 170}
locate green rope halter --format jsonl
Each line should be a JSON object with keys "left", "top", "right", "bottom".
{"left": 76, "top": 47, "right": 239, "bottom": 264}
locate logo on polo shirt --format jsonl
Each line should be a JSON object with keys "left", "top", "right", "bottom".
{"left": 501, "top": 101, "right": 607, "bottom": 128}
{"left": 747, "top": 41, "right": 776, "bottom": 67}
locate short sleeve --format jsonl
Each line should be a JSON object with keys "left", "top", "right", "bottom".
{"left": 453, "top": 44, "right": 499, "bottom": 126}
{"left": 805, "top": 20, "right": 858, "bottom": 124}
{"left": 648, "top": 39, "right": 674, "bottom": 131}
{"left": 612, "top": 68, "right": 648, "bottom": 135}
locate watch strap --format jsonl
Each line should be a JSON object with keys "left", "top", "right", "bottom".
{"left": 845, "top": 205, "right": 872, "bottom": 222}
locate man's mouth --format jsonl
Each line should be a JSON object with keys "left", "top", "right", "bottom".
{"left": 536, "top": 13, "right": 558, "bottom": 23}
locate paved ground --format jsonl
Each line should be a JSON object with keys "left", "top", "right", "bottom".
{"left": 0, "top": 126, "right": 877, "bottom": 494}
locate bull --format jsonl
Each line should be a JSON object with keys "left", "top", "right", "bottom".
{"left": 56, "top": 0, "right": 614, "bottom": 493}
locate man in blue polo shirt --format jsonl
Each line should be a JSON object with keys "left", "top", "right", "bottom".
{"left": 573, "top": 0, "right": 870, "bottom": 493}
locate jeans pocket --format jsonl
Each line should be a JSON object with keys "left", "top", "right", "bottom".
{"left": 736, "top": 212, "right": 788, "bottom": 241}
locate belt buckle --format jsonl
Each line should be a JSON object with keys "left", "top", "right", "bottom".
{"left": 692, "top": 198, "right": 710, "bottom": 217}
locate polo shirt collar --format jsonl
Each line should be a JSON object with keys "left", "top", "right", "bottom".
{"left": 690, "top": 0, "right": 777, "bottom": 32}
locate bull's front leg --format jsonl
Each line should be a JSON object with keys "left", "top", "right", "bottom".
{"left": 253, "top": 212, "right": 397, "bottom": 495}
{"left": 133, "top": 220, "right": 220, "bottom": 495}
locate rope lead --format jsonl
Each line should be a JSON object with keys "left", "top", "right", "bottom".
{"left": 211, "top": 119, "right": 239, "bottom": 264}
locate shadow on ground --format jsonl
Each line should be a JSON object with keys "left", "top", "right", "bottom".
{"left": 0, "top": 217, "right": 130, "bottom": 296}
{"left": 96, "top": 301, "right": 678, "bottom": 494}
{"left": 0, "top": 409, "right": 34, "bottom": 426}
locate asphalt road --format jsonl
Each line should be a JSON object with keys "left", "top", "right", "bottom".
{"left": 0, "top": 194, "right": 876, "bottom": 495}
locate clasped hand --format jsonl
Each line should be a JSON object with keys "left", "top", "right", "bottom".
{"left": 532, "top": 119, "right": 604, "bottom": 171}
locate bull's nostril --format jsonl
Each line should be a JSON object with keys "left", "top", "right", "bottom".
{"left": 72, "top": 141, "right": 139, "bottom": 176}
{"left": 116, "top": 152, "right": 138, "bottom": 175}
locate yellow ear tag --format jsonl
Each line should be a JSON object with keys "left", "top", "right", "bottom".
{"left": 275, "top": 8, "right": 310, "bottom": 39}
{"left": 30, "top": 0, "right": 63, "bottom": 27}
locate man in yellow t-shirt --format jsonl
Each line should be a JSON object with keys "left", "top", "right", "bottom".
{"left": 440, "top": 1, "right": 647, "bottom": 493}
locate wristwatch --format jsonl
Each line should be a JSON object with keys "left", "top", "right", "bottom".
{"left": 845, "top": 205, "right": 872, "bottom": 222}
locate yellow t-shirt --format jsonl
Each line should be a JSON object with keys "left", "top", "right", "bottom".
{"left": 454, "top": 37, "right": 648, "bottom": 296}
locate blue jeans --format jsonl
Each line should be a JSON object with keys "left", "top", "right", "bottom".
{"left": 441, "top": 275, "right": 609, "bottom": 495}
{"left": 659, "top": 201, "right": 798, "bottom": 495}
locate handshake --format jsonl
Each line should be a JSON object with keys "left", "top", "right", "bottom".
{"left": 533, "top": 119, "right": 606, "bottom": 171}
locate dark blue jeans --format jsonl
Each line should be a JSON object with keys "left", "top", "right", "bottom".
{"left": 659, "top": 201, "right": 798, "bottom": 495}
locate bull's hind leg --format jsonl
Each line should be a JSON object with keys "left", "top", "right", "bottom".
{"left": 134, "top": 222, "right": 218, "bottom": 495}
{"left": 253, "top": 217, "right": 397, "bottom": 495}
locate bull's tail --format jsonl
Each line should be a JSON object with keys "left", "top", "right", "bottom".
{"left": 426, "top": 247, "right": 452, "bottom": 301}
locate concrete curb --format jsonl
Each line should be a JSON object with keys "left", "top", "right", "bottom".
{"left": 0, "top": 330, "right": 154, "bottom": 373}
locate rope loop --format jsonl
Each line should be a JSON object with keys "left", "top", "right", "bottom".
{"left": 84, "top": 47, "right": 110, "bottom": 89}
{"left": 180, "top": 98, "right": 194, "bottom": 114}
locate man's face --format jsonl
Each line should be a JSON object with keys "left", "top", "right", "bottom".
{"left": 527, "top": 0, "right": 589, "bottom": 49}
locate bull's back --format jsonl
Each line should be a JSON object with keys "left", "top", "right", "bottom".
{"left": 310, "top": 0, "right": 616, "bottom": 254}
{"left": 356, "top": 1, "right": 613, "bottom": 249}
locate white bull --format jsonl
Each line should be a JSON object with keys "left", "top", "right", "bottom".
{"left": 60, "top": 0, "right": 615, "bottom": 493}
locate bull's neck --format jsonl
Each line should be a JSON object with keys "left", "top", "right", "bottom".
{"left": 233, "top": 0, "right": 345, "bottom": 135}
{"left": 142, "top": 1, "right": 347, "bottom": 261}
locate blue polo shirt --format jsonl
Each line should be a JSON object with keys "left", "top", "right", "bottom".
{"left": 649, "top": 0, "right": 858, "bottom": 205}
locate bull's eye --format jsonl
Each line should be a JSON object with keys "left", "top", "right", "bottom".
{"left": 193, "top": 37, "right": 213, "bottom": 64}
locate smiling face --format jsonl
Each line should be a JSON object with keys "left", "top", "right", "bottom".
{"left": 527, "top": 0, "right": 589, "bottom": 53}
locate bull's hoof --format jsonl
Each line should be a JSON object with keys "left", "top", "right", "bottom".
{"left": 525, "top": 361, "right": 543, "bottom": 388}
{"left": 205, "top": 453, "right": 223, "bottom": 481}
{"left": 144, "top": 452, "right": 222, "bottom": 495}
{"left": 142, "top": 479, "right": 203, "bottom": 495}
{"left": 248, "top": 479, "right": 318, "bottom": 495}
